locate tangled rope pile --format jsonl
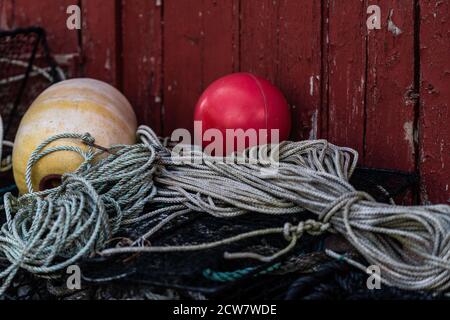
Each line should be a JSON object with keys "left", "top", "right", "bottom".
{"left": 0, "top": 132, "right": 157, "bottom": 294}
{"left": 1, "top": 125, "right": 450, "bottom": 295}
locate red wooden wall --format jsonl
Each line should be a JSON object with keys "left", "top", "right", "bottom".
{"left": 0, "top": 0, "right": 448, "bottom": 205}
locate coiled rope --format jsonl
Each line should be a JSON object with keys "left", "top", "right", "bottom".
{"left": 1, "top": 125, "right": 450, "bottom": 295}
{"left": 0, "top": 132, "right": 157, "bottom": 294}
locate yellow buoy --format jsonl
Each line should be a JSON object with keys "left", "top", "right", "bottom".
{"left": 12, "top": 78, "right": 137, "bottom": 194}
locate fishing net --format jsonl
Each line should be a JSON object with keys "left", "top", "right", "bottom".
{"left": 0, "top": 27, "right": 443, "bottom": 301}
{"left": 2, "top": 166, "right": 432, "bottom": 300}
{"left": 0, "top": 27, "right": 63, "bottom": 201}
{"left": 0, "top": 27, "right": 63, "bottom": 140}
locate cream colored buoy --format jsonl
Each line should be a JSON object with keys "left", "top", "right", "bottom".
{"left": 12, "top": 78, "right": 137, "bottom": 194}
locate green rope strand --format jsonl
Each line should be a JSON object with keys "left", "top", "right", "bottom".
{"left": 203, "top": 263, "right": 281, "bottom": 282}
{"left": 1, "top": 125, "right": 450, "bottom": 295}
{"left": 0, "top": 133, "right": 158, "bottom": 295}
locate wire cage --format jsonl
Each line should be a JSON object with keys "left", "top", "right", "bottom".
{"left": 2, "top": 166, "right": 435, "bottom": 300}
{"left": 0, "top": 27, "right": 63, "bottom": 198}
{"left": 0, "top": 28, "right": 441, "bottom": 302}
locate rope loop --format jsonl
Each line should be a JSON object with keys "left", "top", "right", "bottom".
{"left": 80, "top": 132, "right": 95, "bottom": 145}
{"left": 1, "top": 125, "right": 450, "bottom": 295}
{"left": 0, "top": 133, "right": 159, "bottom": 295}
{"left": 25, "top": 132, "right": 98, "bottom": 193}
{"left": 318, "top": 191, "right": 375, "bottom": 223}
{"left": 283, "top": 220, "right": 330, "bottom": 241}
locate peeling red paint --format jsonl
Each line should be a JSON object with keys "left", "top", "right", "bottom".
{"left": 3, "top": 0, "right": 450, "bottom": 204}
{"left": 364, "top": 1, "right": 416, "bottom": 179}
{"left": 122, "top": 0, "right": 163, "bottom": 134}
{"left": 420, "top": 0, "right": 450, "bottom": 204}
{"left": 82, "top": 0, "right": 121, "bottom": 88}
{"left": 6, "top": 0, "right": 80, "bottom": 76}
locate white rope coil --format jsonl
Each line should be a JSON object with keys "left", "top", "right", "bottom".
{"left": 0, "top": 125, "right": 449, "bottom": 294}
{"left": 102, "top": 126, "right": 450, "bottom": 291}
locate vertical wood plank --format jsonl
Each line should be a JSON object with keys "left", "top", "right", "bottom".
{"left": 419, "top": 0, "right": 450, "bottom": 204}
{"left": 121, "top": 0, "right": 162, "bottom": 132}
{"left": 82, "top": 0, "right": 121, "bottom": 87}
{"left": 163, "top": 0, "right": 237, "bottom": 135}
{"left": 327, "top": 0, "right": 367, "bottom": 154}
{"left": 278, "top": 0, "right": 322, "bottom": 140}
{"left": 202, "top": 0, "right": 240, "bottom": 87}
{"left": 0, "top": 0, "right": 14, "bottom": 29}
{"left": 364, "top": 1, "right": 416, "bottom": 174}
{"left": 12, "top": 0, "right": 80, "bottom": 75}
{"left": 320, "top": 0, "right": 330, "bottom": 141}
{"left": 163, "top": 0, "right": 202, "bottom": 135}
{"left": 239, "top": 0, "right": 279, "bottom": 83}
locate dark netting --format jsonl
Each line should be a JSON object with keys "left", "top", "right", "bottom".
{"left": 0, "top": 28, "right": 438, "bottom": 301}
{"left": 0, "top": 27, "right": 62, "bottom": 201}
{"left": 0, "top": 27, "right": 63, "bottom": 139}
{"left": 1, "top": 166, "right": 436, "bottom": 300}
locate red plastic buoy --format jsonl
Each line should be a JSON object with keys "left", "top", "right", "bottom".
{"left": 194, "top": 72, "right": 291, "bottom": 155}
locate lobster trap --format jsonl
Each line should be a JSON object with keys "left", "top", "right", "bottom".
{"left": 0, "top": 27, "right": 444, "bottom": 302}
{"left": 0, "top": 27, "right": 63, "bottom": 138}
{"left": 2, "top": 166, "right": 436, "bottom": 300}
{"left": 0, "top": 27, "right": 63, "bottom": 197}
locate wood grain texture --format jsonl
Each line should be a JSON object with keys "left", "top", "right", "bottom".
{"left": 240, "top": 0, "right": 323, "bottom": 141}
{"left": 6, "top": 0, "right": 450, "bottom": 203}
{"left": 0, "top": 0, "right": 14, "bottom": 29}
{"left": 202, "top": 0, "right": 240, "bottom": 86}
{"left": 121, "top": 0, "right": 163, "bottom": 133}
{"left": 163, "top": 0, "right": 237, "bottom": 135}
{"left": 239, "top": 0, "right": 279, "bottom": 82}
{"left": 419, "top": 0, "right": 450, "bottom": 204}
{"left": 326, "top": 0, "right": 367, "bottom": 155}
{"left": 278, "top": 0, "right": 322, "bottom": 140}
{"left": 364, "top": 1, "right": 416, "bottom": 173}
{"left": 82, "top": 0, "right": 121, "bottom": 87}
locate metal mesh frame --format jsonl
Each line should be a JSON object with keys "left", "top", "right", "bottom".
{"left": 0, "top": 27, "right": 62, "bottom": 139}
{"left": 0, "top": 167, "right": 425, "bottom": 300}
